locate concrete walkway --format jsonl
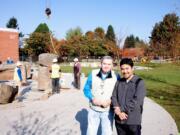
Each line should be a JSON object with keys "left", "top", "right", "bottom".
{"left": 0, "top": 73, "right": 178, "bottom": 135}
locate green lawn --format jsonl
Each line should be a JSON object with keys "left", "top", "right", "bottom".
{"left": 60, "top": 66, "right": 97, "bottom": 76}
{"left": 60, "top": 63, "right": 180, "bottom": 131}
{"left": 135, "top": 63, "right": 180, "bottom": 131}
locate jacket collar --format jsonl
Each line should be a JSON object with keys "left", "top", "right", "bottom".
{"left": 96, "top": 68, "right": 112, "bottom": 79}
{"left": 121, "top": 75, "right": 138, "bottom": 83}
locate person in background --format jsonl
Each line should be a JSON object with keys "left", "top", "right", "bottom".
{"left": 50, "top": 58, "right": 61, "bottom": 94}
{"left": 13, "top": 61, "right": 23, "bottom": 96}
{"left": 7, "top": 57, "right": 14, "bottom": 64}
{"left": 73, "top": 58, "right": 81, "bottom": 89}
{"left": 112, "top": 58, "right": 146, "bottom": 135}
{"left": 83, "top": 56, "right": 120, "bottom": 135}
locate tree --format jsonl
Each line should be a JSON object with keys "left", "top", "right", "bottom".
{"left": 123, "top": 35, "right": 136, "bottom": 48}
{"left": 34, "top": 23, "right": 49, "bottom": 33}
{"left": 85, "top": 31, "right": 95, "bottom": 40}
{"left": 105, "top": 25, "right": 116, "bottom": 43}
{"left": 25, "top": 23, "right": 51, "bottom": 57}
{"left": 6, "top": 17, "right": 18, "bottom": 29}
{"left": 34, "top": 23, "right": 58, "bottom": 54}
{"left": 123, "top": 34, "right": 148, "bottom": 49}
{"left": 25, "top": 32, "right": 50, "bottom": 56}
{"left": 66, "top": 27, "right": 83, "bottom": 40}
{"left": 58, "top": 43, "right": 75, "bottom": 57}
{"left": 94, "top": 27, "right": 105, "bottom": 39}
{"left": 6, "top": 17, "right": 24, "bottom": 37}
{"left": 89, "top": 40, "right": 107, "bottom": 56}
{"left": 150, "top": 13, "right": 180, "bottom": 58}
{"left": 135, "top": 37, "right": 140, "bottom": 42}
{"left": 49, "top": 38, "right": 62, "bottom": 55}
{"left": 115, "top": 33, "right": 124, "bottom": 62}
{"left": 105, "top": 41, "right": 119, "bottom": 57}
{"left": 173, "top": 32, "right": 180, "bottom": 59}
{"left": 135, "top": 40, "right": 148, "bottom": 49}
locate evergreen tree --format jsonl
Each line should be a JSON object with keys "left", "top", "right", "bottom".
{"left": 105, "top": 25, "right": 116, "bottom": 43}
{"left": 123, "top": 35, "right": 147, "bottom": 49}
{"left": 123, "top": 35, "right": 136, "bottom": 48}
{"left": 34, "top": 23, "right": 50, "bottom": 33}
{"left": 6, "top": 17, "right": 18, "bottom": 29}
{"left": 6, "top": 17, "right": 24, "bottom": 37}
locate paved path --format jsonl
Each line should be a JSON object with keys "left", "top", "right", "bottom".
{"left": 0, "top": 73, "right": 178, "bottom": 135}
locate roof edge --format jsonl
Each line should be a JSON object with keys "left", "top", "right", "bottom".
{"left": 0, "top": 28, "right": 19, "bottom": 33}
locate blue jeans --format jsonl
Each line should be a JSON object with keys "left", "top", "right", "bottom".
{"left": 87, "top": 108, "right": 114, "bottom": 135}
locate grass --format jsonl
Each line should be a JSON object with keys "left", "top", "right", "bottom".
{"left": 60, "top": 63, "right": 180, "bottom": 131}
{"left": 60, "top": 66, "right": 97, "bottom": 76}
{"left": 135, "top": 63, "right": 180, "bottom": 131}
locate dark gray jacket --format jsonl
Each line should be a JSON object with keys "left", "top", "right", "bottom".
{"left": 112, "top": 75, "right": 146, "bottom": 125}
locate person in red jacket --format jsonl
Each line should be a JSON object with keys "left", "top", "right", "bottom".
{"left": 73, "top": 58, "right": 81, "bottom": 89}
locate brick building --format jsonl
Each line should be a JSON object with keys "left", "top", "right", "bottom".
{"left": 0, "top": 28, "right": 19, "bottom": 63}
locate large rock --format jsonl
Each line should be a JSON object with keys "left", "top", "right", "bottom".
{"left": 0, "top": 69, "right": 14, "bottom": 80}
{"left": 38, "top": 53, "right": 58, "bottom": 67}
{"left": 0, "top": 83, "right": 18, "bottom": 104}
{"left": 0, "top": 63, "right": 16, "bottom": 71}
{"left": 38, "top": 66, "right": 51, "bottom": 91}
{"left": 21, "top": 62, "right": 32, "bottom": 82}
{"left": 0, "top": 64, "right": 15, "bottom": 80}
{"left": 0, "top": 62, "right": 31, "bottom": 81}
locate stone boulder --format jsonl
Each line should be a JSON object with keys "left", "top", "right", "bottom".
{"left": 0, "top": 64, "right": 15, "bottom": 80}
{"left": 0, "top": 69, "right": 14, "bottom": 80}
{"left": 38, "top": 66, "right": 51, "bottom": 91}
{"left": 38, "top": 53, "right": 58, "bottom": 67}
{"left": 0, "top": 63, "right": 16, "bottom": 71}
{"left": 0, "top": 62, "right": 32, "bottom": 81}
{"left": 0, "top": 84, "right": 18, "bottom": 104}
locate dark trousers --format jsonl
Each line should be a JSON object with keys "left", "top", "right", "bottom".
{"left": 74, "top": 74, "right": 80, "bottom": 89}
{"left": 52, "top": 78, "right": 60, "bottom": 94}
{"left": 115, "top": 122, "right": 141, "bottom": 135}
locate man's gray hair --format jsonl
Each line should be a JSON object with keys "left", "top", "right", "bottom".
{"left": 101, "top": 56, "right": 113, "bottom": 63}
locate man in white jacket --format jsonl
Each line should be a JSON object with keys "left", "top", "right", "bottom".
{"left": 84, "top": 56, "right": 120, "bottom": 135}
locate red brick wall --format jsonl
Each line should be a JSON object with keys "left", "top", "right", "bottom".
{"left": 0, "top": 28, "right": 19, "bottom": 63}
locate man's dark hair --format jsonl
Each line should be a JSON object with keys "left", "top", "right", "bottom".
{"left": 120, "top": 58, "right": 134, "bottom": 67}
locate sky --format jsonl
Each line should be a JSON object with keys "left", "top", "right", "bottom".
{"left": 0, "top": 0, "right": 180, "bottom": 43}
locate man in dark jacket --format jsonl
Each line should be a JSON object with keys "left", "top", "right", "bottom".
{"left": 112, "top": 58, "right": 146, "bottom": 135}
